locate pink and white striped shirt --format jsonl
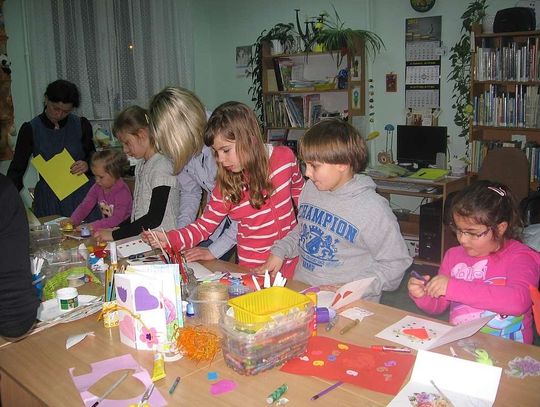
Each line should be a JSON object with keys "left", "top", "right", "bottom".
{"left": 167, "top": 145, "right": 304, "bottom": 277}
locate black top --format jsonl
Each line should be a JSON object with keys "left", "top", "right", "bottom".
{"left": 7, "top": 111, "right": 94, "bottom": 191}
{"left": 0, "top": 175, "right": 40, "bottom": 337}
{"left": 112, "top": 185, "right": 171, "bottom": 240}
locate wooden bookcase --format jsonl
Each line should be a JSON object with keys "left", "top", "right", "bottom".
{"left": 470, "top": 30, "right": 540, "bottom": 188}
{"left": 260, "top": 40, "right": 365, "bottom": 147}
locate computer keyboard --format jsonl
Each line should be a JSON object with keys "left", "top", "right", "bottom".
{"left": 374, "top": 180, "right": 427, "bottom": 193}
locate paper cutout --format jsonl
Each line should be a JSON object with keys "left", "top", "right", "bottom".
{"left": 210, "top": 379, "right": 237, "bottom": 395}
{"left": 339, "top": 307, "right": 374, "bottom": 321}
{"left": 69, "top": 353, "right": 167, "bottom": 407}
{"left": 281, "top": 336, "right": 415, "bottom": 395}
{"left": 134, "top": 286, "right": 159, "bottom": 311}
{"left": 119, "top": 315, "right": 136, "bottom": 342}
{"left": 66, "top": 331, "right": 94, "bottom": 349}
{"left": 375, "top": 315, "right": 494, "bottom": 350}
{"left": 387, "top": 350, "right": 502, "bottom": 407}
{"left": 31, "top": 149, "right": 89, "bottom": 200}
{"left": 505, "top": 356, "right": 540, "bottom": 378}
{"left": 331, "top": 277, "right": 376, "bottom": 309}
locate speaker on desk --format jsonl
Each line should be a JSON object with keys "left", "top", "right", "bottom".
{"left": 419, "top": 199, "right": 443, "bottom": 262}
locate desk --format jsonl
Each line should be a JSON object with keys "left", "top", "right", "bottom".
{"left": 1, "top": 260, "right": 539, "bottom": 406}
{"left": 373, "top": 176, "right": 469, "bottom": 265}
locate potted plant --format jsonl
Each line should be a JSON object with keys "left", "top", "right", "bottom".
{"left": 448, "top": 0, "right": 488, "bottom": 145}
{"left": 315, "top": 6, "right": 384, "bottom": 66}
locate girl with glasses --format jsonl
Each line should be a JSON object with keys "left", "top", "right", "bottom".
{"left": 408, "top": 180, "right": 540, "bottom": 343}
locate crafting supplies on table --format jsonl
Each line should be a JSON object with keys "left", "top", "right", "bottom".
{"left": 220, "top": 287, "right": 313, "bottom": 375}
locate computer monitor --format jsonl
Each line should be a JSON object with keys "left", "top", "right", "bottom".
{"left": 396, "top": 125, "right": 447, "bottom": 169}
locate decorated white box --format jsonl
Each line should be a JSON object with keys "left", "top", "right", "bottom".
{"left": 115, "top": 264, "right": 183, "bottom": 350}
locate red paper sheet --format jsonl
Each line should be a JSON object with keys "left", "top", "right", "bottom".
{"left": 280, "top": 336, "right": 415, "bottom": 395}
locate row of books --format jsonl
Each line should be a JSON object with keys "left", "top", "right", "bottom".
{"left": 474, "top": 39, "right": 540, "bottom": 81}
{"left": 264, "top": 94, "right": 323, "bottom": 128}
{"left": 469, "top": 140, "right": 540, "bottom": 181}
{"left": 472, "top": 84, "right": 540, "bottom": 128}
{"left": 266, "top": 128, "right": 305, "bottom": 155}
{"left": 272, "top": 57, "right": 332, "bottom": 92}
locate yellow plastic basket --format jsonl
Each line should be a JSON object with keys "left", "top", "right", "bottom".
{"left": 228, "top": 287, "right": 311, "bottom": 324}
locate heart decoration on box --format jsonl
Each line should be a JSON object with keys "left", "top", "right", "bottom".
{"left": 117, "top": 286, "right": 128, "bottom": 303}
{"left": 119, "top": 315, "right": 136, "bottom": 341}
{"left": 134, "top": 287, "right": 159, "bottom": 311}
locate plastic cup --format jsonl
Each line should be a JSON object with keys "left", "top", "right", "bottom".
{"left": 56, "top": 287, "right": 79, "bottom": 311}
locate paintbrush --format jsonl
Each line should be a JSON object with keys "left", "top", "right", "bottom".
{"left": 430, "top": 379, "right": 455, "bottom": 407}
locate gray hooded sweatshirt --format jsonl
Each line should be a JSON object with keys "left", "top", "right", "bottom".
{"left": 272, "top": 174, "right": 412, "bottom": 302}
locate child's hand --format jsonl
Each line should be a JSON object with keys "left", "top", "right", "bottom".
{"left": 407, "top": 275, "right": 429, "bottom": 298}
{"left": 425, "top": 275, "right": 449, "bottom": 298}
{"left": 183, "top": 247, "right": 216, "bottom": 262}
{"left": 93, "top": 228, "right": 114, "bottom": 242}
{"left": 254, "top": 254, "right": 284, "bottom": 276}
{"left": 141, "top": 229, "right": 169, "bottom": 250}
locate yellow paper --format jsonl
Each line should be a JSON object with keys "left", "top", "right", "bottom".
{"left": 31, "top": 149, "right": 89, "bottom": 200}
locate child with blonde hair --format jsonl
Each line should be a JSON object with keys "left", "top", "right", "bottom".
{"left": 148, "top": 87, "right": 236, "bottom": 261}
{"left": 144, "top": 101, "right": 304, "bottom": 276}
{"left": 93, "top": 106, "right": 179, "bottom": 241}
{"left": 259, "top": 118, "right": 411, "bottom": 301}
{"left": 62, "top": 149, "right": 132, "bottom": 231}
{"left": 409, "top": 180, "right": 540, "bottom": 343}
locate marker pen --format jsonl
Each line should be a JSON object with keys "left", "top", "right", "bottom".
{"left": 370, "top": 345, "right": 412, "bottom": 353}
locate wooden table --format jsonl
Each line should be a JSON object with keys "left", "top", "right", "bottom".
{"left": 1, "top": 260, "right": 539, "bottom": 406}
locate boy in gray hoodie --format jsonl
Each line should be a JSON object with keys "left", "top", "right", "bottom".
{"left": 260, "top": 118, "right": 412, "bottom": 302}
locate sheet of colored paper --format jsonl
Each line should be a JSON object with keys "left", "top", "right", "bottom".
{"left": 69, "top": 353, "right": 167, "bottom": 407}
{"left": 280, "top": 336, "right": 415, "bottom": 395}
{"left": 31, "top": 149, "right": 89, "bottom": 200}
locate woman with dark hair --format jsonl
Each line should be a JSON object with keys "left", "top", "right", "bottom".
{"left": 7, "top": 79, "right": 97, "bottom": 218}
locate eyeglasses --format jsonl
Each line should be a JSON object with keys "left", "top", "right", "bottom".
{"left": 449, "top": 224, "right": 492, "bottom": 239}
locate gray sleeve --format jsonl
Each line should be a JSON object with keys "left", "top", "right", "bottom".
{"left": 207, "top": 220, "right": 238, "bottom": 259}
{"left": 359, "top": 204, "right": 412, "bottom": 294}
{"left": 271, "top": 223, "right": 301, "bottom": 260}
{"left": 177, "top": 166, "right": 202, "bottom": 227}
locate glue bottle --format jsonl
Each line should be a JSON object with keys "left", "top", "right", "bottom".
{"left": 305, "top": 292, "right": 317, "bottom": 336}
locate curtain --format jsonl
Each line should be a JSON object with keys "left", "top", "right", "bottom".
{"left": 24, "top": 0, "right": 194, "bottom": 120}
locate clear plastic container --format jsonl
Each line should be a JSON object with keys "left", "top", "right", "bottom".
{"left": 29, "top": 224, "right": 63, "bottom": 250}
{"left": 187, "top": 284, "right": 228, "bottom": 325}
{"left": 220, "top": 305, "right": 313, "bottom": 375}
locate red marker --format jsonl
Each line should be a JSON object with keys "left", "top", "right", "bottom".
{"left": 371, "top": 345, "right": 412, "bottom": 353}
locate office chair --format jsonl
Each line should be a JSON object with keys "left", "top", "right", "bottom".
{"left": 443, "top": 147, "right": 531, "bottom": 226}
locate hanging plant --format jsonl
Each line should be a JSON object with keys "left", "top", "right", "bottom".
{"left": 448, "top": 0, "right": 487, "bottom": 144}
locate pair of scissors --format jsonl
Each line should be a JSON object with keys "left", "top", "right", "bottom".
{"left": 128, "top": 383, "right": 154, "bottom": 407}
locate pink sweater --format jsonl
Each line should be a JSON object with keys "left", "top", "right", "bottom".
{"left": 71, "top": 178, "right": 133, "bottom": 230}
{"left": 168, "top": 146, "right": 304, "bottom": 277}
{"left": 412, "top": 239, "right": 540, "bottom": 343}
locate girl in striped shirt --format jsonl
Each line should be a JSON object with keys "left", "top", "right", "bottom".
{"left": 144, "top": 101, "right": 304, "bottom": 277}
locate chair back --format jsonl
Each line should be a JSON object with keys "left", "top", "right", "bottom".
{"left": 478, "top": 148, "right": 530, "bottom": 204}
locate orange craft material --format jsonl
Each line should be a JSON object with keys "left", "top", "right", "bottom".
{"left": 175, "top": 326, "right": 221, "bottom": 362}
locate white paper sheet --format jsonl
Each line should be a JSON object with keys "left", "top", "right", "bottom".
{"left": 388, "top": 350, "right": 502, "bottom": 406}
{"left": 375, "top": 315, "right": 494, "bottom": 350}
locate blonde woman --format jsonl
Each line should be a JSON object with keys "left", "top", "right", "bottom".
{"left": 148, "top": 87, "right": 237, "bottom": 261}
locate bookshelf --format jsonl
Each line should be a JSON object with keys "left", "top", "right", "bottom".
{"left": 261, "top": 40, "right": 365, "bottom": 148}
{"left": 470, "top": 30, "right": 540, "bottom": 187}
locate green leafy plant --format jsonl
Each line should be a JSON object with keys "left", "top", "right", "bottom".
{"left": 316, "top": 6, "right": 384, "bottom": 66}
{"left": 248, "top": 23, "right": 295, "bottom": 122}
{"left": 448, "top": 0, "right": 487, "bottom": 144}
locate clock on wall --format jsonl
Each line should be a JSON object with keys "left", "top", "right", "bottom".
{"left": 410, "top": 0, "right": 435, "bottom": 13}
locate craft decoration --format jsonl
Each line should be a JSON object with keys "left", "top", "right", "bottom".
{"left": 375, "top": 315, "right": 494, "bottom": 350}
{"left": 280, "top": 336, "right": 415, "bottom": 395}
{"left": 210, "top": 379, "right": 237, "bottom": 395}
{"left": 388, "top": 350, "right": 502, "bottom": 407}
{"left": 69, "top": 353, "right": 167, "bottom": 407}
{"left": 66, "top": 331, "right": 95, "bottom": 349}
{"left": 505, "top": 356, "right": 540, "bottom": 379}
{"left": 302, "top": 277, "right": 376, "bottom": 309}
{"left": 339, "top": 307, "right": 374, "bottom": 322}
{"left": 175, "top": 326, "right": 221, "bottom": 361}
{"left": 115, "top": 264, "right": 183, "bottom": 350}
{"left": 31, "top": 149, "right": 89, "bottom": 200}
